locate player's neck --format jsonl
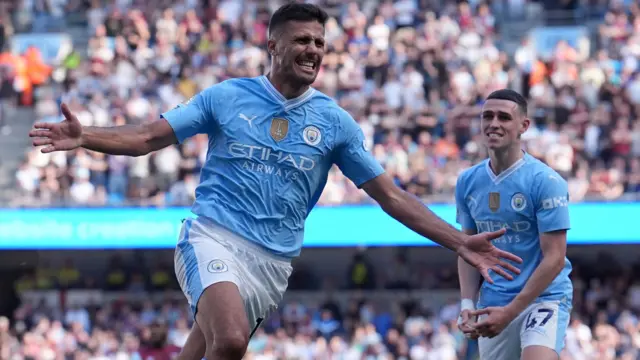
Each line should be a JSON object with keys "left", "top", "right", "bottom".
{"left": 488, "top": 146, "right": 524, "bottom": 175}
{"left": 266, "top": 72, "right": 310, "bottom": 99}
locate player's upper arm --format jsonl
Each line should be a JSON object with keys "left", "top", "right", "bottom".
{"left": 331, "top": 108, "right": 384, "bottom": 187}
{"left": 534, "top": 172, "right": 571, "bottom": 233}
{"left": 160, "top": 85, "right": 220, "bottom": 144}
{"left": 455, "top": 174, "right": 477, "bottom": 233}
{"left": 540, "top": 230, "right": 567, "bottom": 261}
{"left": 139, "top": 118, "right": 180, "bottom": 153}
{"left": 360, "top": 172, "right": 402, "bottom": 206}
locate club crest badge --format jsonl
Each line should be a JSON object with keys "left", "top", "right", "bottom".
{"left": 511, "top": 193, "right": 527, "bottom": 211}
{"left": 207, "top": 260, "right": 228, "bottom": 273}
{"left": 303, "top": 126, "right": 321, "bottom": 146}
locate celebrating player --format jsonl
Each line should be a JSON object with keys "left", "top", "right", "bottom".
{"left": 455, "top": 89, "right": 572, "bottom": 360}
{"left": 30, "top": 4, "right": 522, "bottom": 360}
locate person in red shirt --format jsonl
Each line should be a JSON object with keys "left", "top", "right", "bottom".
{"left": 138, "top": 320, "right": 181, "bottom": 360}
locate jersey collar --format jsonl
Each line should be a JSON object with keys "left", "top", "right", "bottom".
{"left": 259, "top": 75, "right": 316, "bottom": 112}
{"left": 485, "top": 151, "right": 528, "bottom": 185}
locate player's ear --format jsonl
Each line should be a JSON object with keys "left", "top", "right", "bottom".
{"left": 267, "top": 39, "right": 276, "bottom": 56}
{"left": 520, "top": 117, "right": 531, "bottom": 135}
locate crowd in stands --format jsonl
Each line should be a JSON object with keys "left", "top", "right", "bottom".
{"left": 3, "top": 251, "right": 640, "bottom": 359}
{"left": 3, "top": 0, "right": 638, "bottom": 207}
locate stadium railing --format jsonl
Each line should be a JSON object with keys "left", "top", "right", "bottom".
{"left": 20, "top": 288, "right": 459, "bottom": 314}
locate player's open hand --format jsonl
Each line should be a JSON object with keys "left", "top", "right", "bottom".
{"left": 29, "top": 103, "right": 83, "bottom": 153}
{"left": 469, "top": 306, "right": 517, "bottom": 338}
{"left": 457, "top": 309, "right": 480, "bottom": 339}
{"left": 457, "top": 229, "right": 522, "bottom": 284}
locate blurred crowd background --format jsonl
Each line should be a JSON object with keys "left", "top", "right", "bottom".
{"left": 1, "top": 0, "right": 639, "bottom": 207}
{"left": 6, "top": 248, "right": 640, "bottom": 360}
{"left": 0, "top": 0, "right": 639, "bottom": 359}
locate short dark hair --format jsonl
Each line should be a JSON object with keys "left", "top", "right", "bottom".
{"left": 268, "top": 3, "right": 329, "bottom": 37}
{"left": 486, "top": 89, "right": 528, "bottom": 116}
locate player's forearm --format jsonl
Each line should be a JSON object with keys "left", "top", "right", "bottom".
{"left": 381, "top": 190, "right": 466, "bottom": 252}
{"left": 507, "top": 255, "right": 564, "bottom": 314}
{"left": 81, "top": 125, "right": 153, "bottom": 156}
{"left": 458, "top": 256, "right": 481, "bottom": 300}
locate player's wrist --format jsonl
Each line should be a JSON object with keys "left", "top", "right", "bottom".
{"left": 457, "top": 298, "right": 476, "bottom": 326}
{"left": 455, "top": 234, "right": 471, "bottom": 255}
{"left": 460, "top": 298, "right": 475, "bottom": 312}
{"left": 505, "top": 300, "right": 525, "bottom": 318}
{"left": 78, "top": 128, "right": 87, "bottom": 149}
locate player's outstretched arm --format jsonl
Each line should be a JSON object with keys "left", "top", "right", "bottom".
{"left": 360, "top": 174, "right": 522, "bottom": 283}
{"left": 457, "top": 229, "right": 483, "bottom": 338}
{"left": 362, "top": 173, "right": 465, "bottom": 250}
{"left": 458, "top": 230, "right": 482, "bottom": 301}
{"left": 30, "top": 103, "right": 177, "bottom": 156}
{"left": 332, "top": 108, "right": 520, "bottom": 283}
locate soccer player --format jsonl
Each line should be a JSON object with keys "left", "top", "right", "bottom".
{"left": 30, "top": 4, "right": 522, "bottom": 360}
{"left": 455, "top": 89, "right": 572, "bottom": 360}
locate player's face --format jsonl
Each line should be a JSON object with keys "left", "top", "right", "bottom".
{"left": 269, "top": 20, "right": 325, "bottom": 86}
{"left": 481, "top": 99, "right": 530, "bottom": 151}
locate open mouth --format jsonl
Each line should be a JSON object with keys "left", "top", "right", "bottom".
{"left": 486, "top": 132, "right": 504, "bottom": 139}
{"left": 296, "top": 59, "right": 316, "bottom": 73}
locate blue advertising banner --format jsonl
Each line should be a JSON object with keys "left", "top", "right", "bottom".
{"left": 530, "top": 26, "right": 590, "bottom": 61}
{"left": 0, "top": 203, "right": 636, "bottom": 249}
{"left": 10, "top": 33, "right": 73, "bottom": 63}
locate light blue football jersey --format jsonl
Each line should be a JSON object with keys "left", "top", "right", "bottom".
{"left": 455, "top": 152, "right": 573, "bottom": 308}
{"left": 161, "top": 76, "right": 384, "bottom": 257}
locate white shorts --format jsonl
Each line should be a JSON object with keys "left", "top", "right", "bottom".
{"left": 478, "top": 301, "right": 570, "bottom": 360}
{"left": 174, "top": 217, "right": 293, "bottom": 336}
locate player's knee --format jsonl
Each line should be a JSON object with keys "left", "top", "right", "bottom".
{"left": 209, "top": 330, "right": 249, "bottom": 360}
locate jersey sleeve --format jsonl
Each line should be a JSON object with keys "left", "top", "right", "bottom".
{"left": 161, "top": 85, "right": 219, "bottom": 144}
{"left": 332, "top": 109, "right": 384, "bottom": 187}
{"left": 534, "top": 173, "right": 571, "bottom": 233}
{"left": 455, "top": 174, "right": 476, "bottom": 231}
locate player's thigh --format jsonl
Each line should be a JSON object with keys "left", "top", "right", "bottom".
{"left": 477, "top": 315, "right": 521, "bottom": 360}
{"left": 519, "top": 301, "right": 570, "bottom": 360}
{"left": 196, "top": 282, "right": 250, "bottom": 349}
{"left": 173, "top": 219, "right": 250, "bottom": 342}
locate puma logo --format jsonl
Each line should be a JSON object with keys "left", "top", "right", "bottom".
{"left": 239, "top": 113, "right": 257, "bottom": 127}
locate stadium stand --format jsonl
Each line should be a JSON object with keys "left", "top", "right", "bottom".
{"left": 5, "top": 248, "right": 640, "bottom": 360}
{"left": 2, "top": 0, "right": 639, "bottom": 207}
{"left": 0, "top": 0, "right": 639, "bottom": 359}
